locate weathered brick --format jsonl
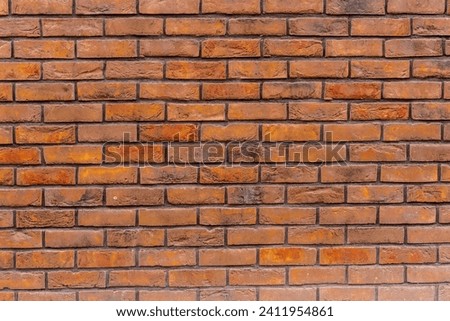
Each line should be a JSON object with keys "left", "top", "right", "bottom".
{"left": 139, "top": 0, "right": 199, "bottom": 14}
{"left": 106, "top": 187, "right": 164, "bottom": 206}
{"left": 16, "top": 83, "right": 74, "bottom": 102}
{"left": 290, "top": 18, "right": 348, "bottom": 36}
{"left": 77, "top": 250, "right": 135, "bottom": 268}
{"left": 264, "top": 39, "right": 322, "bottom": 57}
{"left": 388, "top": 0, "right": 445, "bottom": 14}
{"left": 288, "top": 186, "right": 345, "bottom": 204}
{"left": 12, "top": 0, "right": 72, "bottom": 14}
{"left": 351, "top": 18, "right": 411, "bottom": 36}
{"left": 326, "top": 39, "right": 383, "bottom": 57}
{"left": 106, "top": 18, "right": 162, "bottom": 36}
{"left": 380, "top": 246, "right": 437, "bottom": 264}
{"left": 200, "top": 249, "right": 256, "bottom": 266}
{"left": 386, "top": 39, "right": 443, "bottom": 57}
{"left": 16, "top": 250, "right": 74, "bottom": 269}
{"left": 76, "top": 0, "right": 136, "bottom": 14}
{"left": 349, "top": 144, "right": 407, "bottom": 162}
{"left": 351, "top": 103, "right": 409, "bottom": 120}
{"left": 44, "top": 104, "right": 103, "bottom": 122}
{"left": 15, "top": 40, "right": 74, "bottom": 59}
{"left": 327, "top": 0, "right": 385, "bottom": 14}
{"left": 44, "top": 62, "right": 103, "bottom": 80}
{"left": 140, "top": 40, "right": 199, "bottom": 57}
{"left": 203, "top": 0, "right": 259, "bottom": 14}
{"left": 384, "top": 123, "right": 441, "bottom": 141}
{"left": 264, "top": 0, "right": 322, "bottom": 13}
{"left": 229, "top": 268, "right": 284, "bottom": 286}
{"left": 139, "top": 249, "right": 196, "bottom": 267}
{"left": 230, "top": 18, "right": 286, "bottom": 35}
{"left": 169, "top": 269, "right": 226, "bottom": 287}
{"left": 347, "top": 185, "right": 403, "bottom": 203}
{"left": 319, "top": 207, "right": 377, "bottom": 225}
{"left": 320, "top": 247, "right": 377, "bottom": 265}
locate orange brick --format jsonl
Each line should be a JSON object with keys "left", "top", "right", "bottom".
{"left": 290, "top": 17, "right": 348, "bottom": 36}
{"left": 200, "top": 249, "right": 256, "bottom": 266}
{"left": 106, "top": 187, "right": 164, "bottom": 206}
{"left": 0, "top": 189, "right": 42, "bottom": 207}
{"left": 16, "top": 83, "right": 74, "bottom": 101}
{"left": 263, "top": 124, "right": 320, "bottom": 141}
{"left": 139, "top": 0, "right": 199, "bottom": 14}
{"left": 349, "top": 266, "right": 404, "bottom": 284}
{"left": 78, "top": 82, "right": 136, "bottom": 101}
{"left": 0, "top": 211, "right": 13, "bottom": 228}
{"left": 320, "top": 287, "right": 375, "bottom": 301}
{"left": 168, "top": 228, "right": 224, "bottom": 246}
{"left": 347, "top": 185, "right": 403, "bottom": 203}
{"left": 413, "top": 17, "right": 450, "bottom": 36}
{"left": 327, "top": 0, "right": 384, "bottom": 14}
{"left": 261, "top": 166, "right": 318, "bottom": 183}
{"left": 289, "top": 227, "right": 345, "bottom": 245}
{"left": 203, "top": 0, "right": 259, "bottom": 14}
{"left": 408, "top": 185, "right": 450, "bottom": 203}
{"left": 140, "top": 39, "right": 199, "bottom": 57}
{"left": 321, "top": 165, "right": 377, "bottom": 183}
{"left": 139, "top": 249, "right": 196, "bottom": 267}
{"left": 408, "top": 226, "right": 450, "bottom": 243}
{"left": 380, "top": 246, "right": 437, "bottom": 264}
{"left": 0, "top": 272, "right": 44, "bottom": 290}
{"left": 12, "top": 0, "right": 72, "bottom": 14}
{"left": 228, "top": 185, "right": 284, "bottom": 204}
{"left": 44, "top": 104, "right": 102, "bottom": 123}
{"left": 259, "top": 207, "right": 316, "bottom": 225}
{"left": 166, "top": 18, "right": 225, "bottom": 36}
{"left": 381, "top": 165, "right": 438, "bottom": 182}
{"left": 45, "top": 187, "right": 103, "bottom": 207}
{"left": 76, "top": 0, "right": 136, "bottom": 14}
{"left": 168, "top": 103, "right": 224, "bottom": 121}
{"left": 412, "top": 102, "right": 450, "bottom": 119}
{"left": 43, "top": 145, "right": 102, "bottom": 164}
{"left": 378, "top": 286, "right": 435, "bottom": 301}
{"left": 16, "top": 209, "right": 74, "bottom": 228}
{"left": 202, "top": 39, "right": 260, "bottom": 58}
{"left": 228, "top": 103, "right": 286, "bottom": 120}
{"left": 15, "top": 40, "right": 74, "bottom": 59}
{"left": 168, "top": 187, "right": 224, "bottom": 205}
{"left": 78, "top": 167, "right": 137, "bottom": 185}
{"left": 203, "top": 82, "right": 260, "bottom": 100}
{"left": 0, "top": 84, "right": 12, "bottom": 101}
{"left": 200, "top": 288, "right": 256, "bottom": 301}
{"left": 379, "top": 206, "right": 436, "bottom": 224}
{"left": 139, "top": 208, "right": 196, "bottom": 227}
{"left": 17, "top": 167, "right": 75, "bottom": 185}
{"left": 385, "top": 39, "right": 442, "bottom": 57}
{"left": 384, "top": 81, "right": 442, "bottom": 99}
{"left": 351, "top": 60, "right": 410, "bottom": 79}
{"left": 0, "top": 62, "right": 40, "bottom": 80}
{"left": 388, "top": 0, "right": 445, "bottom": 13}
{"left": 0, "top": 41, "right": 11, "bottom": 58}
{"left": 106, "top": 61, "right": 163, "bottom": 79}
{"left": 77, "top": 39, "right": 136, "bottom": 58}
{"left": 166, "top": 61, "right": 225, "bottom": 80}
{"left": 18, "top": 292, "right": 75, "bottom": 300}
{"left": 109, "top": 270, "right": 165, "bottom": 287}
{"left": 0, "top": 230, "right": 42, "bottom": 248}
{"left": 290, "top": 267, "right": 346, "bottom": 285}
{"left": 42, "top": 18, "right": 103, "bottom": 36}
{"left": 200, "top": 208, "right": 256, "bottom": 225}
{"left": 77, "top": 250, "right": 135, "bottom": 268}
{"left": 260, "top": 247, "right": 316, "bottom": 265}
{"left": 79, "top": 290, "right": 135, "bottom": 301}
{"left": 348, "top": 227, "right": 404, "bottom": 244}
{"left": 228, "top": 227, "right": 284, "bottom": 245}
{"left": 350, "top": 144, "right": 406, "bottom": 162}
{"left": 229, "top": 61, "right": 287, "bottom": 79}
{"left": 229, "top": 18, "right": 286, "bottom": 35}
{"left": 229, "top": 268, "right": 284, "bottom": 286}
{"left": 105, "top": 144, "right": 164, "bottom": 164}
{"left": 351, "top": 103, "right": 409, "bottom": 120}
{"left": 200, "top": 166, "right": 257, "bottom": 184}
{"left": 0, "top": 252, "right": 13, "bottom": 269}
{"left": 288, "top": 186, "right": 345, "bottom": 204}
{"left": 202, "top": 124, "right": 258, "bottom": 141}
{"left": 320, "top": 247, "right": 377, "bottom": 265}
{"left": 325, "top": 82, "right": 382, "bottom": 100}
{"left": 259, "top": 288, "right": 315, "bottom": 301}
{"left": 264, "top": 39, "right": 322, "bottom": 57}
{"left": 384, "top": 123, "right": 441, "bottom": 141}
{"left": 140, "top": 166, "right": 197, "bottom": 184}
{"left": 106, "top": 18, "right": 162, "bottom": 36}
{"left": 0, "top": 0, "right": 7, "bottom": 14}
{"left": 351, "top": 18, "right": 410, "bottom": 36}
{"left": 140, "top": 82, "right": 200, "bottom": 100}
{"left": 326, "top": 39, "right": 383, "bottom": 57}
{"left": 290, "top": 60, "right": 349, "bottom": 78}
{"left": 15, "top": 125, "right": 75, "bottom": 144}
{"left": 0, "top": 147, "right": 41, "bottom": 165}
{"left": 48, "top": 271, "right": 106, "bottom": 289}
{"left": 45, "top": 230, "right": 103, "bottom": 248}
{"left": 0, "top": 19, "right": 40, "bottom": 37}
{"left": 16, "top": 250, "right": 74, "bottom": 269}
{"left": 140, "top": 124, "right": 198, "bottom": 142}
{"left": 79, "top": 209, "right": 135, "bottom": 227}
{"left": 169, "top": 269, "right": 226, "bottom": 287}
{"left": 139, "top": 290, "right": 196, "bottom": 301}
{"left": 107, "top": 229, "right": 164, "bottom": 247}
{"left": 264, "top": 0, "right": 322, "bottom": 13}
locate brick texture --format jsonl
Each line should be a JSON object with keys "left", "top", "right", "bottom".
{"left": 0, "top": 0, "right": 449, "bottom": 302}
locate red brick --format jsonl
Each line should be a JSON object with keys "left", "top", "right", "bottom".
{"left": 17, "top": 210, "right": 73, "bottom": 228}
{"left": 0, "top": 252, "right": 13, "bottom": 269}
{"left": 321, "top": 165, "right": 377, "bottom": 183}
{"left": 139, "top": 290, "right": 196, "bottom": 301}
{"left": 44, "top": 104, "right": 102, "bottom": 122}
{"left": 351, "top": 60, "right": 410, "bottom": 79}
{"left": 0, "top": 0, "right": 7, "bottom": 14}
{"left": 259, "top": 207, "right": 316, "bottom": 225}
{"left": 18, "top": 292, "right": 76, "bottom": 301}
{"left": 0, "top": 41, "right": 11, "bottom": 58}
{"left": 384, "top": 81, "right": 442, "bottom": 99}
{"left": 413, "top": 61, "right": 450, "bottom": 78}
{"left": 349, "top": 266, "right": 404, "bottom": 284}
{"left": 0, "top": 128, "right": 12, "bottom": 145}
{"left": 167, "top": 61, "right": 225, "bottom": 80}
{"left": 0, "top": 211, "right": 12, "bottom": 228}
{"left": 76, "top": 0, "right": 136, "bottom": 14}
{"left": 320, "top": 287, "right": 375, "bottom": 301}
{"left": 78, "top": 82, "right": 136, "bottom": 101}
{"left": 413, "top": 17, "right": 450, "bottom": 35}
{"left": 0, "top": 84, "right": 12, "bottom": 101}
{"left": 290, "top": 267, "right": 346, "bottom": 285}
{"left": 381, "top": 165, "right": 437, "bottom": 183}
{"left": 202, "top": 39, "right": 260, "bottom": 58}
{"left": 408, "top": 266, "right": 450, "bottom": 283}
{"left": 350, "top": 144, "right": 406, "bottom": 162}
{"left": 77, "top": 40, "right": 136, "bottom": 58}
{"left": 0, "top": 19, "right": 40, "bottom": 37}
{"left": 351, "top": 103, "right": 409, "bottom": 120}
{"left": 289, "top": 227, "right": 345, "bottom": 245}
{"left": 46, "top": 230, "right": 103, "bottom": 248}
{"left": 79, "top": 290, "right": 135, "bottom": 301}
{"left": 0, "top": 230, "right": 42, "bottom": 248}
{"left": 168, "top": 103, "right": 224, "bottom": 122}
{"left": 408, "top": 226, "right": 450, "bottom": 243}
{"left": 230, "top": 61, "right": 287, "bottom": 79}
{"left": 348, "top": 227, "right": 404, "bottom": 244}
{"left": 325, "top": 82, "right": 382, "bottom": 100}
{"left": 79, "top": 209, "right": 135, "bottom": 227}
{"left": 348, "top": 185, "right": 403, "bottom": 204}
{"left": 200, "top": 288, "right": 256, "bottom": 301}
{"left": 139, "top": 208, "right": 196, "bottom": 227}
{"left": 168, "top": 187, "right": 224, "bottom": 205}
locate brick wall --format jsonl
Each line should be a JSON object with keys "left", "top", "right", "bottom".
{"left": 1, "top": 0, "right": 450, "bottom": 301}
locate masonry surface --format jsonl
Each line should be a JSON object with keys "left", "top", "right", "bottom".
{"left": 1, "top": 0, "right": 450, "bottom": 301}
